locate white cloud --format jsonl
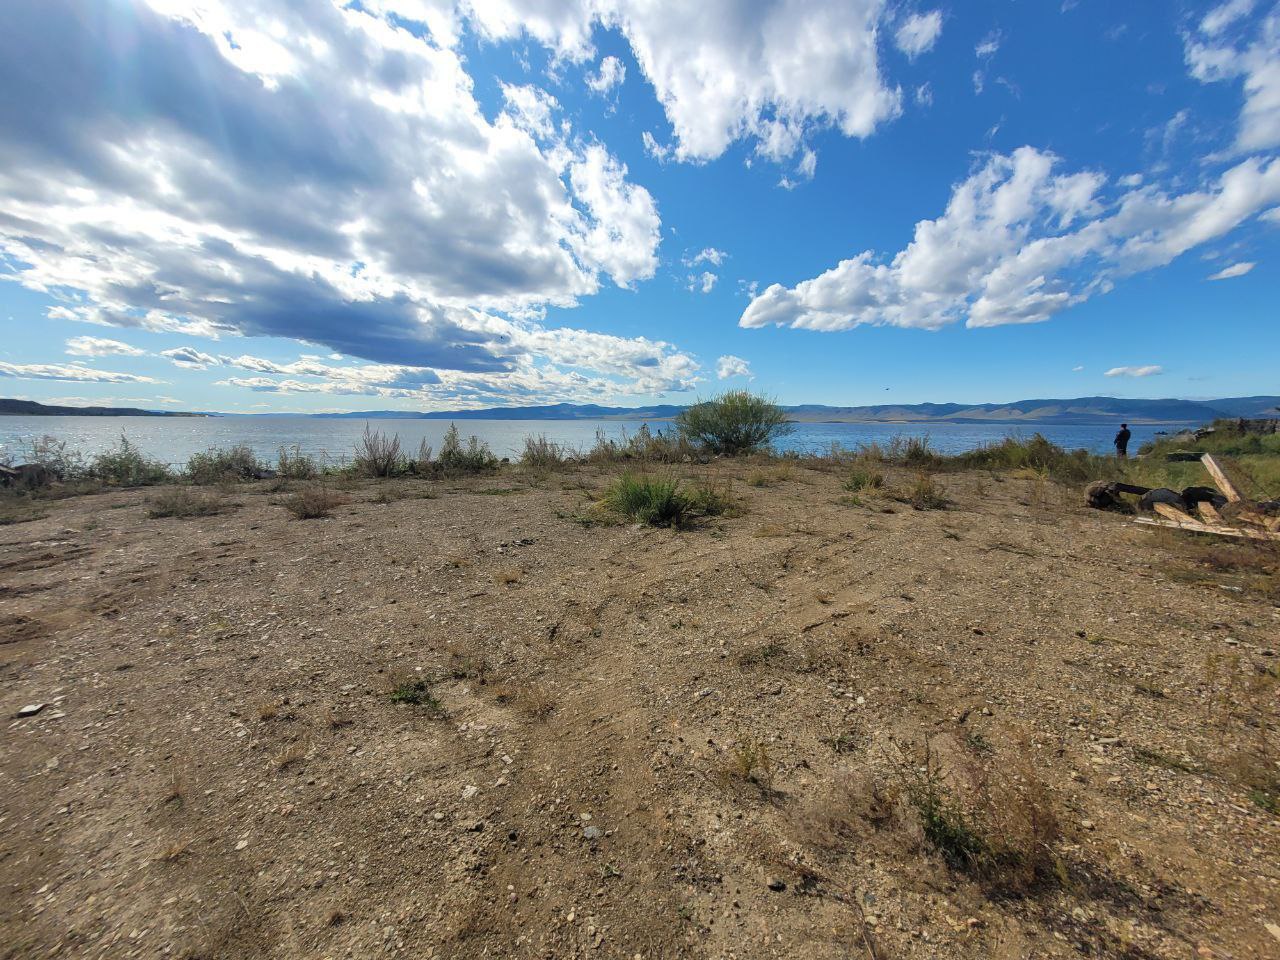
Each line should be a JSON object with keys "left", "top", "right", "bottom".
{"left": 895, "top": 11, "right": 943, "bottom": 59}
{"left": 740, "top": 147, "right": 1280, "bottom": 333}
{"left": 65, "top": 336, "right": 147, "bottom": 357}
{"left": 162, "top": 346, "right": 221, "bottom": 369}
{"left": 1202, "top": 0, "right": 1256, "bottom": 36}
{"left": 0, "top": 0, "right": 686, "bottom": 401}
{"left": 1186, "top": 6, "right": 1280, "bottom": 153}
{"left": 685, "top": 247, "right": 728, "bottom": 267}
{"left": 587, "top": 55, "right": 626, "bottom": 94}
{"left": 1207, "top": 260, "right": 1256, "bottom": 279}
{"left": 692, "top": 271, "right": 718, "bottom": 293}
{"left": 716, "top": 354, "right": 753, "bottom": 379}
{"left": 915, "top": 82, "right": 934, "bottom": 106}
{"left": 976, "top": 31, "right": 1001, "bottom": 58}
{"left": 450, "top": 0, "right": 901, "bottom": 166}
{"left": 0, "top": 361, "right": 160, "bottom": 384}
{"left": 1105, "top": 365, "right": 1163, "bottom": 377}
{"left": 1072, "top": 365, "right": 1084, "bottom": 371}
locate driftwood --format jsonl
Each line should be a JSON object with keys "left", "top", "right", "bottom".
{"left": 1200, "top": 454, "right": 1241, "bottom": 503}
{"left": 1129, "top": 452, "right": 1280, "bottom": 541}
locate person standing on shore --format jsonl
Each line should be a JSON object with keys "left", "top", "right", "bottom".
{"left": 1114, "top": 423, "right": 1131, "bottom": 460}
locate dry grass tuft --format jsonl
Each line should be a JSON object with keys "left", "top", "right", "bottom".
{"left": 156, "top": 839, "right": 191, "bottom": 863}
{"left": 496, "top": 567, "right": 522, "bottom": 585}
{"left": 257, "top": 700, "right": 281, "bottom": 721}
{"left": 284, "top": 486, "right": 346, "bottom": 520}
{"left": 274, "top": 743, "right": 307, "bottom": 771}
{"left": 148, "top": 488, "right": 230, "bottom": 519}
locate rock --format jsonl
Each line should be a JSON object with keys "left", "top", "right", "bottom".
{"left": 583, "top": 826, "right": 602, "bottom": 840}
{"left": 461, "top": 784, "right": 479, "bottom": 800}
{"left": 16, "top": 703, "right": 47, "bottom": 718}
{"left": 766, "top": 876, "right": 787, "bottom": 892}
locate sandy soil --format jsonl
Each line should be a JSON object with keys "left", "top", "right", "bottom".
{"left": 1, "top": 461, "right": 1277, "bottom": 960}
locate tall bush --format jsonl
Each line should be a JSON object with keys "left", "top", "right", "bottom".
{"left": 675, "top": 391, "right": 793, "bottom": 456}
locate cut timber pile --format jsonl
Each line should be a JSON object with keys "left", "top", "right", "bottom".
{"left": 1132, "top": 454, "right": 1280, "bottom": 541}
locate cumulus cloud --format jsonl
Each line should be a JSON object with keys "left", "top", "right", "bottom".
{"left": 162, "top": 346, "right": 220, "bottom": 369}
{"left": 1186, "top": 5, "right": 1280, "bottom": 153}
{"left": 716, "top": 354, "right": 753, "bottom": 379}
{"left": 65, "top": 336, "right": 146, "bottom": 357}
{"left": 1105, "top": 365, "right": 1163, "bottom": 377}
{"left": 0, "top": 0, "right": 686, "bottom": 401}
{"left": 587, "top": 55, "right": 626, "bottom": 94}
{"left": 450, "top": 0, "right": 901, "bottom": 165}
{"left": 1207, "top": 260, "right": 1256, "bottom": 279}
{"left": 0, "top": 361, "right": 160, "bottom": 383}
{"left": 895, "top": 11, "right": 943, "bottom": 59}
{"left": 740, "top": 147, "right": 1280, "bottom": 333}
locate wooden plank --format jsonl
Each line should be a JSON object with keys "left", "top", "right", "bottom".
{"left": 1196, "top": 501, "right": 1224, "bottom": 524}
{"left": 1200, "top": 454, "right": 1242, "bottom": 502}
{"left": 1154, "top": 502, "right": 1199, "bottom": 525}
{"left": 1234, "top": 508, "right": 1273, "bottom": 528}
{"left": 1134, "top": 517, "right": 1280, "bottom": 541}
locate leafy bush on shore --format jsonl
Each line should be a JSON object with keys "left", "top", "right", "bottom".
{"left": 186, "top": 444, "right": 262, "bottom": 484}
{"left": 89, "top": 438, "right": 172, "bottom": 486}
{"left": 675, "top": 390, "right": 793, "bottom": 456}
{"left": 276, "top": 445, "right": 318, "bottom": 480}
{"left": 438, "top": 423, "right": 498, "bottom": 473}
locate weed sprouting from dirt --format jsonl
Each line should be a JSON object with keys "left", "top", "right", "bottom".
{"left": 738, "top": 640, "right": 786, "bottom": 667}
{"left": 894, "top": 739, "right": 1064, "bottom": 896}
{"left": 389, "top": 678, "right": 446, "bottom": 717}
{"left": 717, "top": 739, "right": 775, "bottom": 791}
{"left": 353, "top": 424, "right": 404, "bottom": 478}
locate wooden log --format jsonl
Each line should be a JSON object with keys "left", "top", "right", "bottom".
{"left": 1134, "top": 517, "right": 1280, "bottom": 541}
{"left": 1197, "top": 501, "right": 1224, "bottom": 524}
{"left": 1154, "top": 502, "right": 1199, "bottom": 525}
{"left": 1200, "top": 454, "right": 1242, "bottom": 502}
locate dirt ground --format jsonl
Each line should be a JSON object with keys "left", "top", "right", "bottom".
{"left": 2, "top": 461, "right": 1277, "bottom": 960}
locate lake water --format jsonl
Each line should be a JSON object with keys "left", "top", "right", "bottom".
{"left": 0, "top": 415, "right": 1197, "bottom": 467}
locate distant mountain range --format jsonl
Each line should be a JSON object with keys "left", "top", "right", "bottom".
{"left": 4, "top": 395, "right": 1277, "bottom": 424}
{"left": 0, "top": 398, "right": 206, "bottom": 417}
{"left": 305, "top": 395, "right": 1280, "bottom": 425}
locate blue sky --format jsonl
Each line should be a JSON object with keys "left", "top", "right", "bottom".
{"left": 0, "top": 0, "right": 1276, "bottom": 412}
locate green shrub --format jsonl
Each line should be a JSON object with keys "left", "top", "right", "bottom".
{"left": 90, "top": 437, "right": 172, "bottom": 486}
{"left": 586, "top": 424, "right": 695, "bottom": 464}
{"left": 951, "top": 434, "right": 1110, "bottom": 483}
{"left": 186, "top": 444, "right": 262, "bottom": 484}
{"left": 276, "top": 445, "right": 317, "bottom": 480}
{"left": 438, "top": 423, "right": 498, "bottom": 473}
{"left": 675, "top": 391, "right": 793, "bottom": 456}
{"left": 843, "top": 466, "right": 884, "bottom": 492}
